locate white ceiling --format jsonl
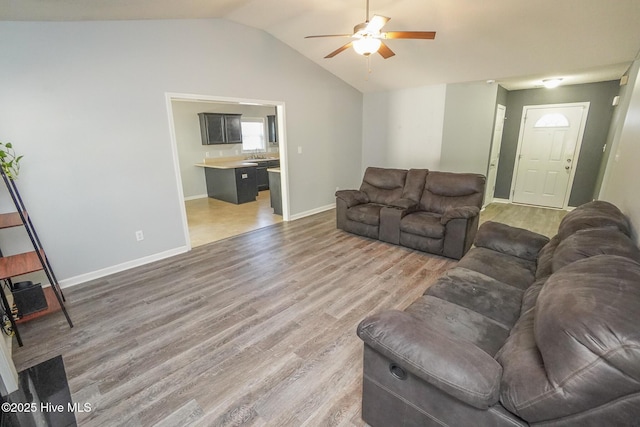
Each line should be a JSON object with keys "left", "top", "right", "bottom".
{"left": 2, "top": 0, "right": 640, "bottom": 92}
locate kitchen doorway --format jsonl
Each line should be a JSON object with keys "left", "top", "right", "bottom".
{"left": 165, "top": 93, "right": 290, "bottom": 249}
{"left": 510, "top": 103, "right": 589, "bottom": 209}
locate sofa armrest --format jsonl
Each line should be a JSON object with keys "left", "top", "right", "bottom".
{"left": 388, "top": 198, "right": 417, "bottom": 209}
{"left": 335, "top": 189, "right": 369, "bottom": 208}
{"left": 440, "top": 205, "right": 480, "bottom": 225}
{"left": 357, "top": 310, "right": 502, "bottom": 410}
{"left": 474, "top": 221, "right": 550, "bottom": 261}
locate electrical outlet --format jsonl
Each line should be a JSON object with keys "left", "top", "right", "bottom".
{"left": 135, "top": 230, "right": 144, "bottom": 241}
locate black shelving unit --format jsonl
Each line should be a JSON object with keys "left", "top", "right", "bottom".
{"left": 0, "top": 168, "right": 73, "bottom": 346}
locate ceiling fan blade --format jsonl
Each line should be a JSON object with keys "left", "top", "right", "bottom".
{"left": 305, "top": 34, "right": 353, "bottom": 39}
{"left": 366, "top": 15, "right": 390, "bottom": 33}
{"left": 382, "top": 31, "right": 436, "bottom": 40}
{"left": 325, "top": 42, "right": 353, "bottom": 58}
{"left": 377, "top": 42, "right": 395, "bottom": 59}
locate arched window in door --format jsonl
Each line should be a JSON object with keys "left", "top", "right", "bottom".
{"left": 534, "top": 113, "right": 569, "bottom": 128}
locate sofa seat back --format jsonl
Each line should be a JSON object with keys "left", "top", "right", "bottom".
{"left": 499, "top": 255, "right": 640, "bottom": 423}
{"left": 419, "top": 171, "right": 485, "bottom": 214}
{"left": 360, "top": 167, "right": 407, "bottom": 206}
{"left": 497, "top": 200, "right": 640, "bottom": 424}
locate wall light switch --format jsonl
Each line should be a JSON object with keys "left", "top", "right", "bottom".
{"left": 297, "top": 146, "right": 303, "bottom": 154}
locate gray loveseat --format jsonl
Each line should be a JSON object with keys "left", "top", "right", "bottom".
{"left": 357, "top": 200, "right": 640, "bottom": 426}
{"left": 336, "top": 167, "right": 485, "bottom": 260}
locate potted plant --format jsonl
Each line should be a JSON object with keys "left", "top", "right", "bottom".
{"left": 0, "top": 142, "right": 23, "bottom": 180}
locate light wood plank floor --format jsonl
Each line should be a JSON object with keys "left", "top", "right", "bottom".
{"left": 186, "top": 191, "right": 282, "bottom": 248}
{"left": 480, "top": 202, "right": 568, "bottom": 238}
{"left": 11, "top": 203, "right": 566, "bottom": 426}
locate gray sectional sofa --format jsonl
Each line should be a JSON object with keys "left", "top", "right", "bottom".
{"left": 357, "top": 200, "right": 640, "bottom": 426}
{"left": 336, "top": 167, "right": 485, "bottom": 260}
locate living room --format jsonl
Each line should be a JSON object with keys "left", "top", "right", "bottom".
{"left": 1, "top": 1, "right": 640, "bottom": 425}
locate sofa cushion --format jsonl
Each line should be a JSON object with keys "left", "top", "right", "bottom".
{"left": 500, "top": 255, "right": 640, "bottom": 422}
{"left": 520, "top": 278, "right": 545, "bottom": 314}
{"left": 360, "top": 167, "right": 407, "bottom": 206}
{"left": 535, "top": 235, "right": 560, "bottom": 280}
{"left": 406, "top": 295, "right": 510, "bottom": 357}
{"left": 346, "top": 203, "right": 383, "bottom": 226}
{"left": 557, "top": 200, "right": 630, "bottom": 241}
{"left": 426, "top": 268, "right": 524, "bottom": 329}
{"left": 400, "top": 211, "right": 444, "bottom": 238}
{"left": 474, "top": 221, "right": 550, "bottom": 262}
{"left": 552, "top": 227, "right": 640, "bottom": 272}
{"left": 419, "top": 172, "right": 485, "bottom": 214}
{"left": 456, "top": 247, "right": 537, "bottom": 290}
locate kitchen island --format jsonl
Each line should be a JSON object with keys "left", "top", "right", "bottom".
{"left": 194, "top": 157, "right": 279, "bottom": 205}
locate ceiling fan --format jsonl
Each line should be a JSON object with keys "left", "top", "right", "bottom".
{"left": 305, "top": 0, "right": 436, "bottom": 59}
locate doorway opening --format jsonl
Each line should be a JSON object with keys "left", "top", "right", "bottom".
{"left": 165, "top": 93, "right": 290, "bottom": 249}
{"left": 510, "top": 102, "right": 589, "bottom": 209}
{"left": 484, "top": 104, "right": 506, "bottom": 207}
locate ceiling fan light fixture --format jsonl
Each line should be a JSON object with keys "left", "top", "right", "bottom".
{"left": 542, "top": 78, "right": 563, "bottom": 89}
{"left": 353, "top": 36, "right": 381, "bottom": 56}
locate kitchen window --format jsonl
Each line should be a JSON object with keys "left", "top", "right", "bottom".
{"left": 241, "top": 117, "right": 266, "bottom": 152}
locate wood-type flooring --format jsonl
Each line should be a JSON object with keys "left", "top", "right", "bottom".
{"left": 11, "top": 203, "right": 566, "bottom": 426}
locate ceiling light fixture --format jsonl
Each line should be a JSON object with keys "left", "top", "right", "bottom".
{"left": 542, "top": 78, "right": 563, "bottom": 89}
{"left": 352, "top": 36, "right": 382, "bottom": 56}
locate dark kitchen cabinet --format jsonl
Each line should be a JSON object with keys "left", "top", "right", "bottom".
{"left": 257, "top": 165, "right": 269, "bottom": 191}
{"left": 198, "top": 113, "right": 243, "bottom": 145}
{"left": 257, "top": 160, "right": 280, "bottom": 191}
{"left": 204, "top": 166, "right": 257, "bottom": 204}
{"left": 267, "top": 115, "right": 278, "bottom": 145}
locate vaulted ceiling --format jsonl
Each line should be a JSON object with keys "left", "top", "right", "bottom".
{"left": 2, "top": 0, "right": 639, "bottom": 92}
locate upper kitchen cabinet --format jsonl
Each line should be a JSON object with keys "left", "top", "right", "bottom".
{"left": 198, "top": 113, "right": 243, "bottom": 145}
{"left": 267, "top": 115, "right": 278, "bottom": 145}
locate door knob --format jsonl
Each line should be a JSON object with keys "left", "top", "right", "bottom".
{"left": 565, "top": 166, "right": 571, "bottom": 170}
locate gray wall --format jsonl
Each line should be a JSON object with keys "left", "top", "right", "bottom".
{"left": 0, "top": 19, "right": 363, "bottom": 284}
{"left": 495, "top": 81, "right": 620, "bottom": 206}
{"left": 362, "top": 85, "right": 446, "bottom": 173}
{"left": 440, "top": 82, "right": 499, "bottom": 175}
{"left": 600, "top": 59, "right": 640, "bottom": 245}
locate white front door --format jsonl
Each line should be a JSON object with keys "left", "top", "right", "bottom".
{"left": 512, "top": 103, "right": 589, "bottom": 209}
{"left": 484, "top": 104, "right": 506, "bottom": 206}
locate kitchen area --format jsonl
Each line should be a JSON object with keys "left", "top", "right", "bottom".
{"left": 171, "top": 99, "right": 284, "bottom": 247}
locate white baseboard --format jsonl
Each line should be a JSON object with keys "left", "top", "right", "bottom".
{"left": 184, "top": 194, "right": 208, "bottom": 201}
{"left": 59, "top": 245, "right": 190, "bottom": 289}
{"left": 289, "top": 203, "right": 336, "bottom": 221}
{"left": 491, "top": 198, "right": 511, "bottom": 204}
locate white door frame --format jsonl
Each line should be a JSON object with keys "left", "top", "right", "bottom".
{"left": 484, "top": 104, "right": 506, "bottom": 207}
{"left": 509, "top": 102, "right": 590, "bottom": 209}
{"left": 164, "top": 92, "right": 290, "bottom": 251}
